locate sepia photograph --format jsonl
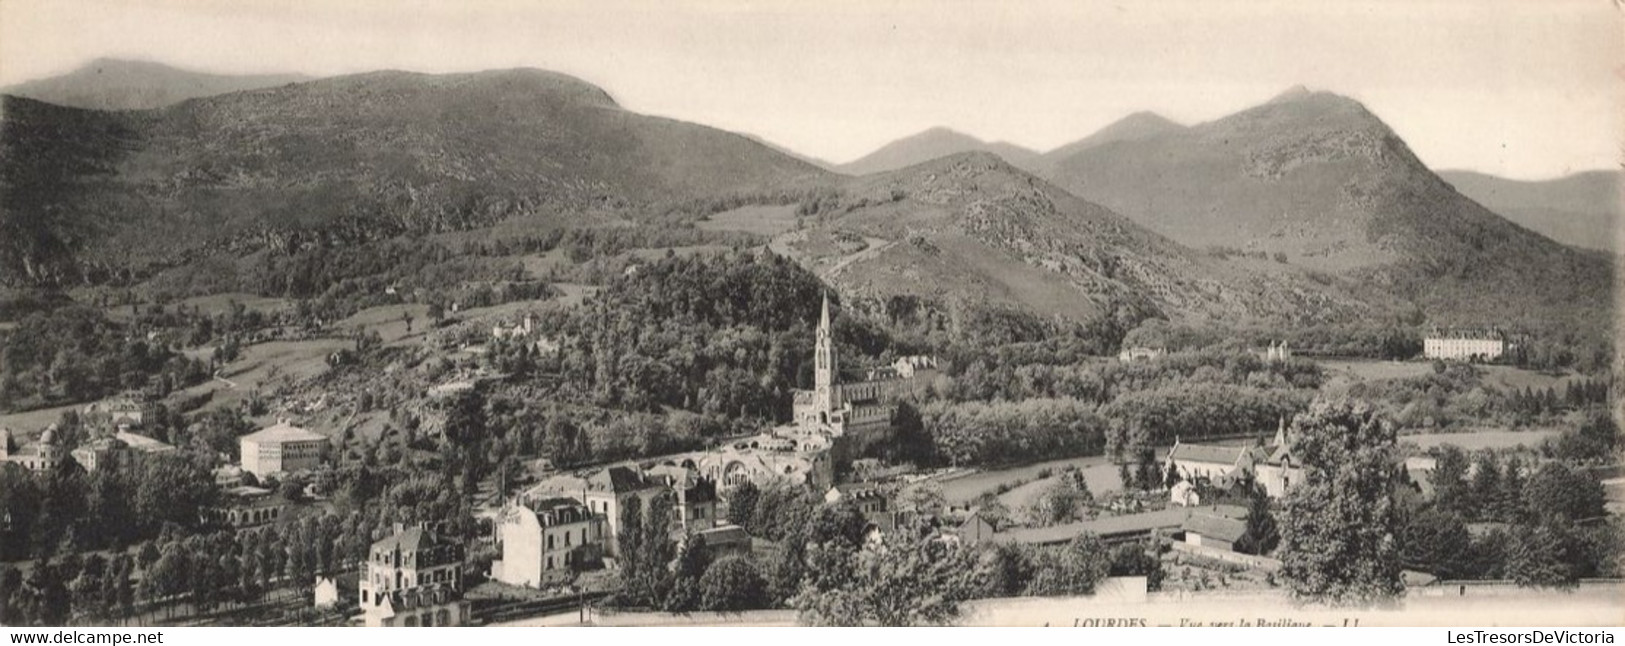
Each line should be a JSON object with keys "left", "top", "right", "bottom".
{"left": 0, "top": 0, "right": 1620, "bottom": 632}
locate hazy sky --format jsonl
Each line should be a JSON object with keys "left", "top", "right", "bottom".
{"left": 2, "top": 0, "right": 1619, "bottom": 179}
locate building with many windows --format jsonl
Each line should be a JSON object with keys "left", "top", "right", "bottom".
{"left": 1423, "top": 328, "right": 1506, "bottom": 362}
{"left": 359, "top": 524, "right": 469, "bottom": 627}
{"left": 522, "top": 466, "right": 667, "bottom": 558}
{"left": 492, "top": 497, "right": 607, "bottom": 588}
{"left": 240, "top": 420, "right": 327, "bottom": 478}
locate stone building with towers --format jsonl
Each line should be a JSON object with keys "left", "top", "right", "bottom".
{"left": 791, "top": 294, "right": 938, "bottom": 445}
{"left": 1, "top": 426, "right": 66, "bottom": 474}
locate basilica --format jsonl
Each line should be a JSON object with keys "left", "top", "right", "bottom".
{"left": 791, "top": 293, "right": 939, "bottom": 443}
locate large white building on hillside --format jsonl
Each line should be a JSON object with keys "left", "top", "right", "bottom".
{"left": 240, "top": 420, "right": 327, "bottom": 477}
{"left": 1423, "top": 328, "right": 1506, "bottom": 362}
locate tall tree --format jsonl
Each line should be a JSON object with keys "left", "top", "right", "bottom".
{"left": 1278, "top": 399, "right": 1404, "bottom": 606}
{"left": 697, "top": 555, "right": 769, "bottom": 612}
{"left": 1234, "top": 484, "right": 1280, "bottom": 556}
{"left": 794, "top": 525, "right": 981, "bottom": 626}
{"left": 1523, "top": 462, "right": 1605, "bottom": 523}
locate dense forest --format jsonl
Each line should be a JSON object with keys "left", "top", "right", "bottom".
{"left": 0, "top": 306, "right": 208, "bottom": 411}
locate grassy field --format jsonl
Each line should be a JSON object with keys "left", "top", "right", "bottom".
{"left": 1318, "top": 359, "right": 1582, "bottom": 391}
{"left": 105, "top": 292, "right": 292, "bottom": 322}
{"left": 1318, "top": 359, "right": 1434, "bottom": 381}
{"left": 698, "top": 204, "right": 799, "bottom": 236}
{"left": 0, "top": 402, "right": 87, "bottom": 438}
{"left": 938, "top": 454, "right": 1123, "bottom": 506}
{"left": 334, "top": 303, "right": 431, "bottom": 345}
{"left": 995, "top": 460, "right": 1124, "bottom": 511}
{"left": 180, "top": 338, "right": 354, "bottom": 414}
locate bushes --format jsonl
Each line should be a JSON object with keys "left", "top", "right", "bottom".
{"left": 923, "top": 398, "right": 1107, "bottom": 467}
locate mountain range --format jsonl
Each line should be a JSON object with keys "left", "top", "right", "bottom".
{"left": 1, "top": 67, "right": 829, "bottom": 284}
{"left": 0, "top": 60, "right": 1610, "bottom": 336}
{"left": 1, "top": 58, "right": 311, "bottom": 111}
{"left": 1040, "top": 87, "right": 1610, "bottom": 330}
{"left": 1437, "top": 169, "right": 1619, "bottom": 253}
{"left": 833, "top": 111, "right": 1184, "bottom": 177}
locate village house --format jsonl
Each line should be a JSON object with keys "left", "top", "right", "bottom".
{"left": 1252, "top": 441, "right": 1301, "bottom": 499}
{"left": 1165, "top": 422, "right": 1302, "bottom": 500}
{"left": 492, "top": 497, "right": 607, "bottom": 588}
{"left": 1164, "top": 442, "right": 1263, "bottom": 487}
{"left": 359, "top": 524, "right": 469, "bottom": 627}
{"left": 82, "top": 397, "right": 144, "bottom": 431}
{"left": 70, "top": 436, "right": 132, "bottom": 473}
{"left": 955, "top": 512, "right": 998, "bottom": 546}
{"left": 1261, "top": 341, "right": 1292, "bottom": 363}
{"left": 688, "top": 524, "right": 753, "bottom": 559}
{"left": 522, "top": 465, "right": 667, "bottom": 558}
{"left": 825, "top": 483, "right": 898, "bottom": 534}
{"left": 64, "top": 428, "right": 175, "bottom": 474}
{"left": 1169, "top": 479, "right": 1201, "bottom": 507}
{"left": 313, "top": 576, "right": 340, "bottom": 609}
{"left": 1180, "top": 509, "right": 1249, "bottom": 552}
{"left": 239, "top": 420, "right": 327, "bottom": 478}
{"left": 644, "top": 465, "right": 720, "bottom": 533}
{"left": 1117, "top": 346, "right": 1167, "bottom": 363}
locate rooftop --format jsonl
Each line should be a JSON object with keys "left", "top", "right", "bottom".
{"left": 992, "top": 507, "right": 1192, "bottom": 545}
{"left": 588, "top": 465, "right": 660, "bottom": 493}
{"left": 694, "top": 524, "right": 751, "bottom": 546}
{"left": 1168, "top": 443, "right": 1254, "bottom": 466}
{"left": 371, "top": 525, "right": 459, "bottom": 554}
{"left": 241, "top": 421, "right": 326, "bottom": 444}
{"left": 115, "top": 431, "right": 174, "bottom": 452}
{"left": 1182, "top": 511, "right": 1249, "bottom": 543}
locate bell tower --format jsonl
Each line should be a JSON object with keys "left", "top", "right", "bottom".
{"left": 813, "top": 292, "right": 840, "bottom": 422}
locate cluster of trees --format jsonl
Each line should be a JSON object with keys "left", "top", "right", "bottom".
{"left": 687, "top": 478, "right": 1168, "bottom": 625}
{"left": 0, "top": 504, "right": 410, "bottom": 626}
{"left": 2, "top": 448, "right": 476, "bottom": 627}
{"left": 0, "top": 453, "right": 217, "bottom": 561}
{"left": 1269, "top": 398, "right": 1616, "bottom": 608}
{"left": 1277, "top": 399, "right": 1407, "bottom": 605}
{"left": 609, "top": 494, "right": 775, "bottom": 614}
{"left": 0, "top": 306, "right": 209, "bottom": 412}
{"left": 922, "top": 398, "right": 1106, "bottom": 467}
{"left": 1405, "top": 437, "right": 1615, "bottom": 587}
{"left": 1103, "top": 384, "right": 1310, "bottom": 457}
{"left": 1122, "top": 319, "right": 1424, "bottom": 361}
{"left": 452, "top": 225, "right": 765, "bottom": 261}
{"left": 1350, "top": 364, "right": 1611, "bottom": 431}
{"left": 1030, "top": 467, "right": 1096, "bottom": 526}
{"left": 479, "top": 250, "right": 931, "bottom": 439}
{"left": 925, "top": 348, "right": 1323, "bottom": 470}
{"left": 1503, "top": 329, "right": 1612, "bottom": 374}
{"left": 1543, "top": 414, "right": 1619, "bottom": 465}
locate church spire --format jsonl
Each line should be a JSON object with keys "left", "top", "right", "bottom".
{"left": 819, "top": 291, "right": 831, "bottom": 333}
{"left": 814, "top": 290, "right": 839, "bottom": 418}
